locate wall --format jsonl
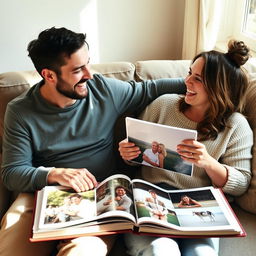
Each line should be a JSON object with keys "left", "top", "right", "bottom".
{"left": 0, "top": 0, "right": 185, "bottom": 73}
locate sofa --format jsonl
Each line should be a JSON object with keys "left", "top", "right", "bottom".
{"left": 0, "top": 60, "right": 256, "bottom": 256}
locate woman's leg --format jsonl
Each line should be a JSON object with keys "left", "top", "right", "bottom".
{"left": 179, "top": 237, "right": 219, "bottom": 256}
{"left": 56, "top": 235, "right": 117, "bottom": 256}
{"left": 124, "top": 233, "right": 180, "bottom": 256}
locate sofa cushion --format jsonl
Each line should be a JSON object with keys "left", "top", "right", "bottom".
{"left": 91, "top": 62, "right": 135, "bottom": 81}
{"left": 0, "top": 71, "right": 41, "bottom": 152}
{"left": 135, "top": 60, "right": 190, "bottom": 81}
{"left": 0, "top": 71, "right": 41, "bottom": 220}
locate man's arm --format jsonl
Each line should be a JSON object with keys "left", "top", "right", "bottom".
{"left": 1, "top": 107, "right": 97, "bottom": 192}
{"left": 1, "top": 107, "right": 46, "bottom": 192}
{"left": 142, "top": 154, "right": 159, "bottom": 167}
{"left": 97, "top": 75, "right": 186, "bottom": 115}
{"left": 116, "top": 196, "right": 132, "bottom": 211}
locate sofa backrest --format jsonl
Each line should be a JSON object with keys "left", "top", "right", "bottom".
{"left": 135, "top": 60, "right": 190, "bottom": 81}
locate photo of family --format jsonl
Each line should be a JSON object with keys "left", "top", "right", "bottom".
{"left": 43, "top": 189, "right": 96, "bottom": 226}
{"left": 126, "top": 117, "right": 197, "bottom": 176}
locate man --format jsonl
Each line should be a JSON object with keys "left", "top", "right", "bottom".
{"left": 141, "top": 141, "right": 160, "bottom": 167}
{"left": 67, "top": 193, "right": 95, "bottom": 220}
{"left": 145, "top": 189, "right": 168, "bottom": 221}
{"left": 0, "top": 27, "right": 185, "bottom": 256}
{"left": 114, "top": 186, "right": 132, "bottom": 213}
{"left": 98, "top": 185, "right": 132, "bottom": 214}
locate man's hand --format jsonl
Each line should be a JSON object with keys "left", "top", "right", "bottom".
{"left": 47, "top": 168, "right": 98, "bottom": 192}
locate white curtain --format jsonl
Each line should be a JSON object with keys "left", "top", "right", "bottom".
{"left": 182, "top": 0, "right": 223, "bottom": 60}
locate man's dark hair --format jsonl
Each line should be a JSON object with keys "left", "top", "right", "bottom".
{"left": 69, "top": 193, "right": 82, "bottom": 199}
{"left": 27, "top": 27, "right": 89, "bottom": 76}
{"left": 115, "top": 186, "right": 126, "bottom": 192}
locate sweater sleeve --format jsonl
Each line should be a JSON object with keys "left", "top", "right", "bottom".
{"left": 97, "top": 75, "right": 186, "bottom": 115}
{"left": 220, "top": 114, "right": 253, "bottom": 196}
{"left": 1, "top": 106, "right": 49, "bottom": 192}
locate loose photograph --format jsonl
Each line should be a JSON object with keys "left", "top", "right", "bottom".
{"left": 126, "top": 117, "right": 197, "bottom": 176}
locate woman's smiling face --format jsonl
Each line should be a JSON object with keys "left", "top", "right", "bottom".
{"left": 184, "top": 57, "right": 210, "bottom": 112}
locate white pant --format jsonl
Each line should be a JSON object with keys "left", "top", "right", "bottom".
{"left": 124, "top": 233, "right": 219, "bottom": 256}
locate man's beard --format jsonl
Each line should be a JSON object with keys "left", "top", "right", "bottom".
{"left": 56, "top": 78, "right": 88, "bottom": 100}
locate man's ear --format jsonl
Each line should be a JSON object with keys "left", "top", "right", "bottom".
{"left": 41, "top": 69, "right": 57, "bottom": 83}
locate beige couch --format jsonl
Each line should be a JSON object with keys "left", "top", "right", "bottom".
{"left": 1, "top": 60, "right": 256, "bottom": 256}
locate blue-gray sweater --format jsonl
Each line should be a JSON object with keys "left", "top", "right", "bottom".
{"left": 2, "top": 74, "right": 185, "bottom": 192}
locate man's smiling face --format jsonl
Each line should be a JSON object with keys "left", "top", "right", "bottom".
{"left": 56, "top": 45, "right": 92, "bottom": 100}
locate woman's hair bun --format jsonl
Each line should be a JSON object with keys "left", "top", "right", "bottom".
{"left": 226, "top": 40, "right": 250, "bottom": 67}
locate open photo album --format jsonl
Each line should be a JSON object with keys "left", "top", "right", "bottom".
{"left": 30, "top": 174, "right": 245, "bottom": 242}
{"left": 125, "top": 117, "right": 197, "bottom": 176}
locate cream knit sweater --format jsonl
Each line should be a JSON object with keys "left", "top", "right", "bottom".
{"left": 139, "top": 94, "right": 253, "bottom": 196}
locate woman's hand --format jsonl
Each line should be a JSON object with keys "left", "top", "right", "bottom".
{"left": 118, "top": 139, "right": 141, "bottom": 160}
{"left": 176, "top": 139, "right": 213, "bottom": 169}
{"left": 176, "top": 139, "right": 227, "bottom": 187}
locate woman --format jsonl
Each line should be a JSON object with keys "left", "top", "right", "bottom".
{"left": 177, "top": 195, "right": 202, "bottom": 208}
{"left": 119, "top": 40, "right": 253, "bottom": 256}
{"left": 158, "top": 143, "right": 167, "bottom": 168}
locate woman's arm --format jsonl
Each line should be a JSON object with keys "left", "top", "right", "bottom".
{"left": 176, "top": 114, "right": 253, "bottom": 196}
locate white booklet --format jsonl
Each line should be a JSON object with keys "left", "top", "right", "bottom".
{"left": 125, "top": 117, "right": 197, "bottom": 176}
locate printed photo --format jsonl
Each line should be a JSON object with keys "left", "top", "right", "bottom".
{"left": 42, "top": 188, "right": 96, "bottom": 228}
{"left": 126, "top": 117, "right": 197, "bottom": 176}
{"left": 96, "top": 177, "right": 134, "bottom": 215}
{"left": 132, "top": 182, "right": 180, "bottom": 226}
{"left": 169, "top": 189, "right": 230, "bottom": 227}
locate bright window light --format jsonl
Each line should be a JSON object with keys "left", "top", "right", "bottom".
{"left": 243, "top": 0, "right": 256, "bottom": 37}
{"left": 216, "top": 0, "right": 256, "bottom": 54}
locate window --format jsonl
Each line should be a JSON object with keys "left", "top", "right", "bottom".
{"left": 217, "top": 0, "right": 256, "bottom": 54}
{"left": 234, "top": 0, "right": 256, "bottom": 52}
{"left": 243, "top": 0, "right": 256, "bottom": 37}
